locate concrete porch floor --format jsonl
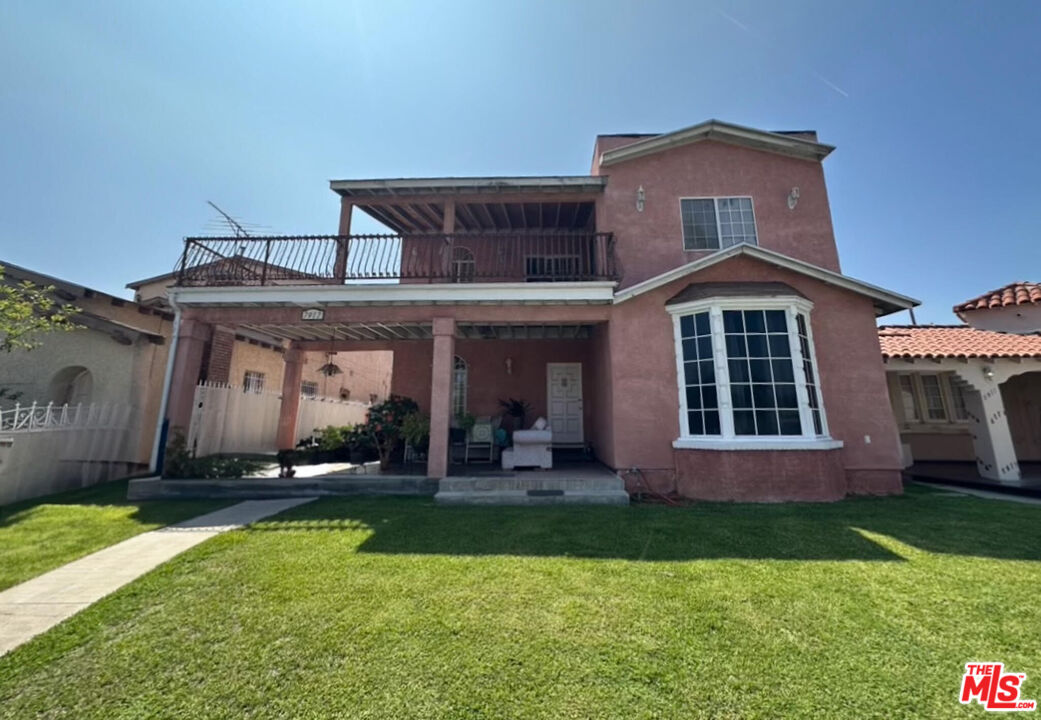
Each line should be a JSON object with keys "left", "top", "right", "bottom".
{"left": 905, "top": 461, "right": 1041, "bottom": 499}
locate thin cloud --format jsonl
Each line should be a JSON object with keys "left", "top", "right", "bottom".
{"left": 714, "top": 7, "right": 850, "bottom": 99}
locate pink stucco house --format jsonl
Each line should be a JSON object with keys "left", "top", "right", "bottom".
{"left": 156, "top": 120, "right": 918, "bottom": 502}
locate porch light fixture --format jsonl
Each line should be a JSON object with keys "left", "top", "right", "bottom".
{"left": 636, "top": 186, "right": 646, "bottom": 212}
{"left": 982, "top": 365, "right": 994, "bottom": 381}
{"left": 505, "top": 357, "right": 513, "bottom": 375}
{"left": 317, "top": 326, "right": 343, "bottom": 377}
{"left": 787, "top": 187, "right": 800, "bottom": 210}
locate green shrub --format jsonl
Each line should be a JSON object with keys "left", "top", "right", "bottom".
{"left": 162, "top": 429, "right": 264, "bottom": 479}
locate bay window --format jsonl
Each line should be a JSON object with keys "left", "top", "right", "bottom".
{"left": 670, "top": 297, "right": 839, "bottom": 449}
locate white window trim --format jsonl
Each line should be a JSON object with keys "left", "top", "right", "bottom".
{"left": 669, "top": 295, "right": 841, "bottom": 451}
{"left": 678, "top": 196, "right": 758, "bottom": 252}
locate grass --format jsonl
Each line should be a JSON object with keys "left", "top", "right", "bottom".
{"left": 0, "top": 479, "right": 229, "bottom": 591}
{"left": 1, "top": 486, "right": 1039, "bottom": 718}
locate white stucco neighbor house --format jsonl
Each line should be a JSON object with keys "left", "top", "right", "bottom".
{"left": 879, "top": 282, "right": 1041, "bottom": 484}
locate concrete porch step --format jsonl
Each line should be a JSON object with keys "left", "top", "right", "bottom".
{"left": 435, "top": 489, "right": 630, "bottom": 506}
{"left": 435, "top": 471, "right": 629, "bottom": 505}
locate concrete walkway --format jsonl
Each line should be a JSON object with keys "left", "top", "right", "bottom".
{"left": 0, "top": 497, "right": 314, "bottom": 656}
{"left": 915, "top": 481, "right": 1041, "bottom": 506}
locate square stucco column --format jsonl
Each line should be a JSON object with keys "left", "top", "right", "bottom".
{"left": 276, "top": 348, "right": 305, "bottom": 450}
{"left": 165, "top": 319, "right": 212, "bottom": 435}
{"left": 428, "top": 317, "right": 456, "bottom": 479}
{"left": 955, "top": 367, "right": 1021, "bottom": 482}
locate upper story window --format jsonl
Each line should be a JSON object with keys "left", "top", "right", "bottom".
{"left": 670, "top": 297, "right": 838, "bottom": 449}
{"left": 680, "top": 197, "right": 757, "bottom": 251}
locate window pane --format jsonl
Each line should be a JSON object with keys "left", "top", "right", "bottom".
{"left": 746, "top": 334, "right": 769, "bottom": 357}
{"left": 680, "top": 314, "right": 696, "bottom": 338}
{"left": 772, "top": 360, "right": 795, "bottom": 383}
{"left": 920, "top": 375, "right": 947, "bottom": 421}
{"left": 749, "top": 359, "right": 772, "bottom": 382}
{"left": 697, "top": 336, "right": 713, "bottom": 358}
{"left": 734, "top": 410, "right": 756, "bottom": 435}
{"left": 779, "top": 411, "right": 802, "bottom": 435}
{"left": 688, "top": 411, "right": 704, "bottom": 435}
{"left": 702, "top": 384, "right": 718, "bottom": 410}
{"left": 752, "top": 384, "right": 776, "bottom": 408}
{"left": 729, "top": 359, "right": 750, "bottom": 383}
{"left": 898, "top": 375, "right": 920, "bottom": 422}
{"left": 775, "top": 384, "right": 798, "bottom": 409}
{"left": 723, "top": 310, "right": 744, "bottom": 333}
{"left": 694, "top": 312, "right": 710, "bottom": 336}
{"left": 681, "top": 199, "right": 719, "bottom": 250}
{"left": 744, "top": 310, "right": 766, "bottom": 333}
{"left": 768, "top": 334, "right": 790, "bottom": 356}
{"left": 717, "top": 197, "right": 757, "bottom": 248}
{"left": 725, "top": 334, "right": 747, "bottom": 357}
{"left": 686, "top": 386, "right": 701, "bottom": 410}
{"left": 949, "top": 377, "right": 969, "bottom": 421}
{"left": 699, "top": 360, "right": 716, "bottom": 385}
{"left": 765, "top": 310, "right": 787, "bottom": 333}
{"left": 704, "top": 410, "right": 720, "bottom": 435}
{"left": 684, "top": 361, "right": 699, "bottom": 385}
{"left": 731, "top": 383, "right": 752, "bottom": 409}
{"left": 755, "top": 411, "right": 779, "bottom": 436}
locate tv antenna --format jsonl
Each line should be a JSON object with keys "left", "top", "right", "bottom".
{"left": 207, "top": 200, "right": 251, "bottom": 238}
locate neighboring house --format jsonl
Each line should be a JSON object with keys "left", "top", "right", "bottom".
{"left": 880, "top": 282, "right": 1041, "bottom": 482}
{"left": 128, "top": 266, "right": 392, "bottom": 406}
{"left": 158, "top": 119, "right": 918, "bottom": 502}
{"left": 0, "top": 262, "right": 172, "bottom": 501}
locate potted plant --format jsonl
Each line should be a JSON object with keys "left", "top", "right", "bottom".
{"left": 401, "top": 411, "right": 430, "bottom": 453}
{"left": 361, "top": 394, "right": 420, "bottom": 471}
{"left": 451, "top": 412, "right": 476, "bottom": 444}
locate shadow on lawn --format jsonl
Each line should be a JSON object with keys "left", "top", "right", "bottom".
{"left": 241, "top": 492, "right": 1036, "bottom": 562}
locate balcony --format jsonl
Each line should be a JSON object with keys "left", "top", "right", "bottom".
{"left": 176, "top": 231, "right": 620, "bottom": 286}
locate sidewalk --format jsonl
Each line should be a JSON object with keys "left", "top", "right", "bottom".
{"left": 0, "top": 497, "right": 314, "bottom": 656}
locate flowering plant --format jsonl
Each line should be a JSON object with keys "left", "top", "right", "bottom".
{"left": 362, "top": 395, "right": 419, "bottom": 470}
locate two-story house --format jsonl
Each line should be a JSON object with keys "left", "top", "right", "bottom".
{"left": 157, "top": 120, "right": 917, "bottom": 501}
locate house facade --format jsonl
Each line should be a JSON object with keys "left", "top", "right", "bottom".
{"left": 158, "top": 120, "right": 917, "bottom": 501}
{"left": 880, "top": 282, "right": 1041, "bottom": 482}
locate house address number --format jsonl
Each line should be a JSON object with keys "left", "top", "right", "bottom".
{"left": 301, "top": 308, "right": 324, "bottom": 321}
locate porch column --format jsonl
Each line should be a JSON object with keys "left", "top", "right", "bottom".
{"left": 428, "top": 317, "right": 456, "bottom": 479}
{"left": 955, "top": 367, "right": 1021, "bottom": 482}
{"left": 334, "top": 199, "right": 353, "bottom": 282}
{"left": 276, "top": 348, "right": 305, "bottom": 450}
{"left": 166, "top": 319, "right": 212, "bottom": 435}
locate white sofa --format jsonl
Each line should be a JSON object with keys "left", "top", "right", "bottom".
{"left": 501, "top": 419, "right": 552, "bottom": 470}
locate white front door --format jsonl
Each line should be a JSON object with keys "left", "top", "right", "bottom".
{"left": 547, "top": 363, "right": 583, "bottom": 445}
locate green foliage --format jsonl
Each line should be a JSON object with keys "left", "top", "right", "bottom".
{"left": 3, "top": 492, "right": 1041, "bottom": 718}
{"left": 162, "top": 429, "right": 264, "bottom": 479}
{"left": 498, "top": 397, "right": 531, "bottom": 427}
{"left": 361, "top": 394, "right": 420, "bottom": 469}
{"left": 0, "top": 480, "right": 227, "bottom": 591}
{"left": 315, "top": 425, "right": 350, "bottom": 452}
{"left": 0, "top": 265, "right": 82, "bottom": 353}
{"left": 400, "top": 412, "right": 430, "bottom": 449}
{"left": 456, "top": 412, "right": 476, "bottom": 432}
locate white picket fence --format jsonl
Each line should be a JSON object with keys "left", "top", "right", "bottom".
{"left": 186, "top": 382, "right": 370, "bottom": 456}
{"left": 0, "top": 402, "right": 134, "bottom": 505}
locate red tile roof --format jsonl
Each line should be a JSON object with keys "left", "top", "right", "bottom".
{"left": 878, "top": 325, "right": 1041, "bottom": 360}
{"left": 954, "top": 282, "right": 1041, "bottom": 313}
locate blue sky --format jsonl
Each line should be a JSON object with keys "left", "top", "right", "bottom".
{"left": 1, "top": 0, "right": 1038, "bottom": 323}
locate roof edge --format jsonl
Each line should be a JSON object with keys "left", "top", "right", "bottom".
{"left": 613, "top": 244, "right": 919, "bottom": 316}
{"left": 599, "top": 119, "right": 835, "bottom": 168}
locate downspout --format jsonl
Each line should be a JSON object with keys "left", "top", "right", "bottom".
{"left": 149, "top": 293, "right": 181, "bottom": 472}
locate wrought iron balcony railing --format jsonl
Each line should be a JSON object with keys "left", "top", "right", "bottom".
{"left": 176, "top": 232, "right": 619, "bottom": 286}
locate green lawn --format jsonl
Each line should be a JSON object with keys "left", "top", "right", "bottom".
{"left": 0, "top": 480, "right": 229, "bottom": 591}
{"left": 1, "top": 486, "right": 1039, "bottom": 719}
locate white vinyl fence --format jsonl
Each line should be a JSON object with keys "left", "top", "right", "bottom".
{"left": 0, "top": 402, "right": 134, "bottom": 505}
{"left": 186, "top": 382, "right": 370, "bottom": 457}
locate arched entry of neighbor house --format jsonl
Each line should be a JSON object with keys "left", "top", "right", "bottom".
{"left": 48, "top": 366, "right": 93, "bottom": 406}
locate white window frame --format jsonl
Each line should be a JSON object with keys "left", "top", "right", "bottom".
{"left": 669, "top": 296, "right": 842, "bottom": 451}
{"left": 451, "top": 355, "right": 468, "bottom": 420}
{"left": 679, "top": 196, "right": 758, "bottom": 252}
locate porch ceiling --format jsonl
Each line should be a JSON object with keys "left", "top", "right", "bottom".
{"left": 238, "top": 321, "right": 595, "bottom": 342}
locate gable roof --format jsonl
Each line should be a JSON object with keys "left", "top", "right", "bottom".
{"left": 613, "top": 243, "right": 918, "bottom": 316}
{"left": 665, "top": 281, "right": 806, "bottom": 306}
{"left": 954, "top": 282, "right": 1041, "bottom": 314}
{"left": 598, "top": 119, "right": 835, "bottom": 168}
{"left": 878, "top": 325, "right": 1041, "bottom": 360}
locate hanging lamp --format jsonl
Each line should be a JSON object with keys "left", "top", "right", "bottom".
{"left": 317, "top": 325, "right": 343, "bottom": 377}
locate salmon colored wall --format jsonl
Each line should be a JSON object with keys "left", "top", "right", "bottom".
{"left": 604, "top": 253, "right": 903, "bottom": 499}
{"left": 390, "top": 338, "right": 599, "bottom": 444}
{"left": 592, "top": 138, "right": 841, "bottom": 287}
